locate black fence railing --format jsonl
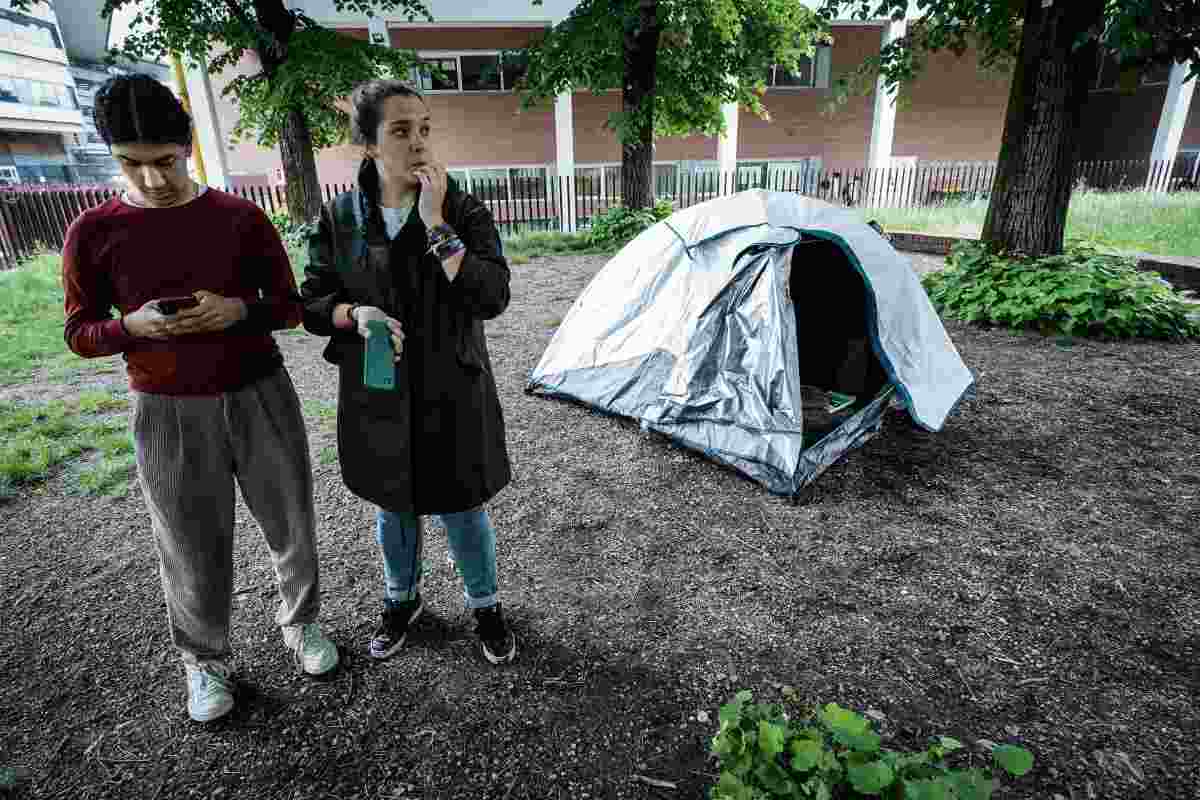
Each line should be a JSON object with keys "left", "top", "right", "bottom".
{"left": 2, "top": 156, "right": 1197, "bottom": 269}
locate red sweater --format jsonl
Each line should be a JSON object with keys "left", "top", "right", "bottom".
{"left": 62, "top": 189, "right": 302, "bottom": 395}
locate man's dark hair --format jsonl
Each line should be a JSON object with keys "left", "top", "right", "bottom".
{"left": 94, "top": 73, "right": 192, "bottom": 148}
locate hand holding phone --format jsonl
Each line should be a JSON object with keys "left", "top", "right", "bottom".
{"left": 363, "top": 319, "right": 396, "bottom": 391}
{"left": 156, "top": 295, "right": 200, "bottom": 315}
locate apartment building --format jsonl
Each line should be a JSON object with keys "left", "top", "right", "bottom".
{"left": 0, "top": 0, "right": 82, "bottom": 185}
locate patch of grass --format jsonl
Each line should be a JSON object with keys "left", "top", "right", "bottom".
{"left": 0, "top": 391, "right": 134, "bottom": 501}
{"left": 318, "top": 446, "right": 339, "bottom": 466}
{"left": 0, "top": 253, "right": 88, "bottom": 384}
{"left": 858, "top": 188, "right": 1200, "bottom": 259}
{"left": 503, "top": 230, "right": 609, "bottom": 262}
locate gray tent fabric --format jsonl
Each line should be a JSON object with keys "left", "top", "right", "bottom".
{"left": 526, "top": 189, "right": 974, "bottom": 496}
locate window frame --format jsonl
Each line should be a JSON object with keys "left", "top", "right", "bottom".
{"left": 766, "top": 45, "right": 832, "bottom": 91}
{"left": 412, "top": 50, "right": 527, "bottom": 94}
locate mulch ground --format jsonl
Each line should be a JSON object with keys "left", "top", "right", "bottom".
{"left": 1, "top": 251, "right": 1198, "bottom": 800}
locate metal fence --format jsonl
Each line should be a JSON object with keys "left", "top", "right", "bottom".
{"left": 2, "top": 156, "right": 1196, "bottom": 269}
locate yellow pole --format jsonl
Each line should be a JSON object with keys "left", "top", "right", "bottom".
{"left": 170, "top": 53, "right": 208, "bottom": 185}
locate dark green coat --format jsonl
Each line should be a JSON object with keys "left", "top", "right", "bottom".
{"left": 300, "top": 173, "right": 511, "bottom": 514}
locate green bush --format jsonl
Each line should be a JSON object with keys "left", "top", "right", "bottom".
{"left": 922, "top": 241, "right": 1200, "bottom": 340}
{"left": 267, "top": 210, "right": 316, "bottom": 249}
{"left": 582, "top": 199, "right": 674, "bottom": 249}
{"left": 710, "top": 691, "right": 1033, "bottom": 800}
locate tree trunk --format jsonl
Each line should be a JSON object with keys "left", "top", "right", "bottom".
{"left": 980, "top": 0, "right": 1106, "bottom": 257}
{"left": 279, "top": 108, "right": 323, "bottom": 222}
{"left": 620, "top": 0, "right": 660, "bottom": 209}
{"left": 252, "top": 1, "right": 324, "bottom": 222}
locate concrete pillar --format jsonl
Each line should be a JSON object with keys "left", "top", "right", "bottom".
{"left": 717, "top": 99, "right": 739, "bottom": 195}
{"left": 867, "top": 19, "right": 907, "bottom": 206}
{"left": 1147, "top": 61, "right": 1196, "bottom": 191}
{"left": 182, "top": 60, "right": 229, "bottom": 190}
{"left": 368, "top": 15, "right": 389, "bottom": 47}
{"left": 555, "top": 91, "right": 577, "bottom": 233}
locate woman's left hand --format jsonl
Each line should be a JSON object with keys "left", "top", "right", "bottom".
{"left": 414, "top": 162, "right": 448, "bottom": 228}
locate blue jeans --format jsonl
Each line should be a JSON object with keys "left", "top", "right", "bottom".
{"left": 376, "top": 507, "right": 498, "bottom": 610}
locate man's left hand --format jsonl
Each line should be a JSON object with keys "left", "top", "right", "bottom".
{"left": 163, "top": 290, "right": 248, "bottom": 335}
{"left": 414, "top": 162, "right": 448, "bottom": 228}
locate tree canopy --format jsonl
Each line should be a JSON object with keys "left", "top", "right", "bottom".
{"left": 519, "top": 0, "right": 827, "bottom": 142}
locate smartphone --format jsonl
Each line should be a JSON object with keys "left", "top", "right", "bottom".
{"left": 157, "top": 295, "right": 200, "bottom": 315}
{"left": 363, "top": 319, "right": 396, "bottom": 391}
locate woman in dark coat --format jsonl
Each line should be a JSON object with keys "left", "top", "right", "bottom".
{"left": 301, "top": 80, "right": 515, "bottom": 664}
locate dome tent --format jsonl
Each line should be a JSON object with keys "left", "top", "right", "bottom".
{"left": 525, "top": 189, "right": 974, "bottom": 498}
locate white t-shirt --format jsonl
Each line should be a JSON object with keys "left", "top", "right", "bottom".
{"left": 380, "top": 203, "right": 414, "bottom": 240}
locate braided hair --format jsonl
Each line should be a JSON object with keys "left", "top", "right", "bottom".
{"left": 93, "top": 73, "right": 192, "bottom": 148}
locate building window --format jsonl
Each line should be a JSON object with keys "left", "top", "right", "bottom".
{"left": 766, "top": 45, "right": 832, "bottom": 90}
{"left": 461, "top": 54, "right": 502, "bottom": 91}
{"left": 0, "top": 7, "right": 61, "bottom": 50}
{"left": 414, "top": 58, "right": 459, "bottom": 92}
{"left": 412, "top": 52, "right": 528, "bottom": 93}
{"left": 0, "top": 75, "right": 78, "bottom": 109}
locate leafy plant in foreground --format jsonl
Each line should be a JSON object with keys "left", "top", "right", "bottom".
{"left": 710, "top": 691, "right": 1033, "bottom": 799}
{"left": 922, "top": 241, "right": 1199, "bottom": 340}
{"left": 583, "top": 200, "right": 674, "bottom": 249}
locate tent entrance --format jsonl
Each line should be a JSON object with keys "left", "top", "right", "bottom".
{"left": 790, "top": 237, "right": 889, "bottom": 444}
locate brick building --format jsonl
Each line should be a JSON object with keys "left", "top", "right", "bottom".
{"left": 132, "top": 1, "right": 1200, "bottom": 197}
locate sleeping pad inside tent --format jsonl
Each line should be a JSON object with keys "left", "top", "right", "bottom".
{"left": 525, "top": 189, "right": 974, "bottom": 497}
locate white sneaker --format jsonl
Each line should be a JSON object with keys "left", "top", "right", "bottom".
{"left": 282, "top": 622, "right": 339, "bottom": 675}
{"left": 186, "top": 661, "right": 235, "bottom": 723}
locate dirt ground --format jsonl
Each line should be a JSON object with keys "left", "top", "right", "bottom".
{"left": 1, "top": 250, "right": 1198, "bottom": 800}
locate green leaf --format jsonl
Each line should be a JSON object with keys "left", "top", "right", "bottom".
{"left": 903, "top": 778, "right": 950, "bottom": 800}
{"left": 937, "top": 737, "right": 964, "bottom": 752}
{"left": 790, "top": 738, "right": 823, "bottom": 772}
{"left": 847, "top": 760, "right": 896, "bottom": 794}
{"left": 946, "top": 768, "right": 995, "bottom": 800}
{"left": 991, "top": 744, "right": 1034, "bottom": 777}
{"left": 758, "top": 720, "right": 786, "bottom": 756}
{"left": 715, "top": 770, "right": 752, "bottom": 800}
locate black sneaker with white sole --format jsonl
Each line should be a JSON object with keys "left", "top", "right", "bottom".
{"left": 474, "top": 602, "right": 517, "bottom": 664}
{"left": 368, "top": 595, "right": 424, "bottom": 660}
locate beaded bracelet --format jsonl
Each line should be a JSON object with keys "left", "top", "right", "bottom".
{"left": 432, "top": 236, "right": 466, "bottom": 261}
{"left": 426, "top": 222, "right": 457, "bottom": 248}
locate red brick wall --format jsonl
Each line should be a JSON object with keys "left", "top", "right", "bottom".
{"left": 891, "top": 44, "right": 1012, "bottom": 162}
{"left": 739, "top": 25, "right": 883, "bottom": 170}
{"left": 388, "top": 26, "right": 541, "bottom": 50}
{"left": 211, "top": 22, "right": 1196, "bottom": 189}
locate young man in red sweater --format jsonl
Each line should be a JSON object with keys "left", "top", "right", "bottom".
{"left": 62, "top": 74, "right": 338, "bottom": 723}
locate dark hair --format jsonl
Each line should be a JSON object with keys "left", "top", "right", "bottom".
{"left": 350, "top": 80, "right": 426, "bottom": 235}
{"left": 94, "top": 73, "right": 192, "bottom": 148}
{"left": 350, "top": 79, "right": 425, "bottom": 146}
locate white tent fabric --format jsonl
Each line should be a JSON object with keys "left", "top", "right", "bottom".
{"left": 526, "top": 189, "right": 974, "bottom": 495}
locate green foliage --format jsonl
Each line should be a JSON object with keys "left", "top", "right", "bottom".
{"left": 517, "top": 0, "right": 827, "bottom": 142}
{"left": 923, "top": 242, "right": 1200, "bottom": 340}
{"left": 503, "top": 230, "right": 602, "bottom": 262}
{"left": 816, "top": 1, "right": 1200, "bottom": 111}
{"left": 709, "top": 690, "right": 1034, "bottom": 800}
{"left": 582, "top": 200, "right": 673, "bottom": 248}
{"left": 268, "top": 210, "right": 318, "bottom": 249}
{"left": 22, "top": 1, "right": 430, "bottom": 152}
{"left": 0, "top": 252, "right": 80, "bottom": 384}
{"left": 0, "top": 393, "right": 134, "bottom": 501}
